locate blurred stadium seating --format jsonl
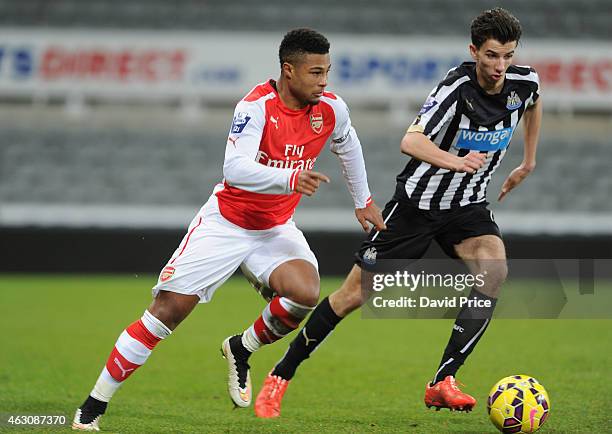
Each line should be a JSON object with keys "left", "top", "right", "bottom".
{"left": 0, "top": 0, "right": 609, "bottom": 39}
{"left": 1, "top": 108, "right": 610, "bottom": 230}
{"left": 0, "top": 0, "right": 610, "bottom": 240}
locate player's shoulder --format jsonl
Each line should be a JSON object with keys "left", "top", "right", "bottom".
{"left": 439, "top": 64, "right": 472, "bottom": 87}
{"left": 320, "top": 90, "right": 346, "bottom": 107}
{"left": 320, "top": 91, "right": 349, "bottom": 113}
{"left": 506, "top": 64, "right": 540, "bottom": 85}
{"left": 429, "top": 64, "right": 473, "bottom": 101}
{"left": 241, "top": 80, "right": 277, "bottom": 104}
{"left": 426, "top": 64, "right": 472, "bottom": 103}
{"left": 320, "top": 91, "right": 350, "bottom": 124}
{"left": 233, "top": 81, "right": 276, "bottom": 119}
{"left": 507, "top": 64, "right": 538, "bottom": 76}
{"left": 321, "top": 90, "right": 339, "bottom": 100}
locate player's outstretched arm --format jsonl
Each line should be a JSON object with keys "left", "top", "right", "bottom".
{"left": 498, "top": 98, "right": 542, "bottom": 201}
{"left": 328, "top": 104, "right": 378, "bottom": 218}
{"left": 400, "top": 132, "right": 486, "bottom": 174}
{"left": 331, "top": 134, "right": 382, "bottom": 229}
{"left": 294, "top": 170, "right": 330, "bottom": 196}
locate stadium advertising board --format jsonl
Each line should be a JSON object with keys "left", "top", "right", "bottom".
{"left": 0, "top": 29, "right": 610, "bottom": 109}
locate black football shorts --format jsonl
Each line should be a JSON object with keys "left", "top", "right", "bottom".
{"left": 356, "top": 196, "right": 502, "bottom": 269}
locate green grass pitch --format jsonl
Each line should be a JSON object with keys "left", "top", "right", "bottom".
{"left": 0, "top": 275, "right": 610, "bottom": 433}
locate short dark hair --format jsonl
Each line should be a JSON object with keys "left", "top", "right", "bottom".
{"left": 279, "top": 28, "right": 330, "bottom": 66}
{"left": 471, "top": 8, "right": 522, "bottom": 48}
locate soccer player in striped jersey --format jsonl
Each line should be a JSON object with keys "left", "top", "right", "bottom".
{"left": 255, "top": 8, "right": 542, "bottom": 417}
{"left": 72, "top": 28, "right": 385, "bottom": 431}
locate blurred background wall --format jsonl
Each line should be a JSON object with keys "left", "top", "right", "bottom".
{"left": 1, "top": 0, "right": 610, "bottom": 273}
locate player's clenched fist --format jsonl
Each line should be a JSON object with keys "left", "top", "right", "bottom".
{"left": 453, "top": 151, "right": 487, "bottom": 174}
{"left": 294, "top": 170, "right": 330, "bottom": 196}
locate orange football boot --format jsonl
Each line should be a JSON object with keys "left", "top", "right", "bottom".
{"left": 254, "top": 373, "right": 289, "bottom": 418}
{"left": 424, "top": 376, "right": 476, "bottom": 412}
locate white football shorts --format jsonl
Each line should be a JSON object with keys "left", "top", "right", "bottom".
{"left": 152, "top": 195, "right": 318, "bottom": 303}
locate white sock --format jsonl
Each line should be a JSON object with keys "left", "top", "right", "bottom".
{"left": 90, "top": 367, "right": 120, "bottom": 402}
{"left": 90, "top": 310, "right": 171, "bottom": 402}
{"left": 241, "top": 326, "right": 263, "bottom": 353}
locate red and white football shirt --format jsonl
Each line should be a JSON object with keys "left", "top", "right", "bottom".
{"left": 215, "top": 79, "right": 372, "bottom": 230}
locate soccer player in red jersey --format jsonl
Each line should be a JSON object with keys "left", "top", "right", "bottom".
{"left": 72, "top": 28, "right": 385, "bottom": 431}
{"left": 255, "top": 8, "right": 543, "bottom": 418}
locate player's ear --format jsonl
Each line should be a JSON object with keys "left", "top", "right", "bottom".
{"left": 282, "top": 62, "right": 294, "bottom": 80}
{"left": 469, "top": 44, "right": 478, "bottom": 61}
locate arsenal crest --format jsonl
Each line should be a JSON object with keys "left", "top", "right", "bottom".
{"left": 310, "top": 113, "right": 323, "bottom": 134}
{"left": 160, "top": 265, "right": 175, "bottom": 282}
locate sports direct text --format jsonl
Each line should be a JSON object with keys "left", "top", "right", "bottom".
{"left": 371, "top": 270, "right": 486, "bottom": 292}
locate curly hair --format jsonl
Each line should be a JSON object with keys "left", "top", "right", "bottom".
{"left": 471, "top": 8, "right": 522, "bottom": 48}
{"left": 279, "top": 28, "right": 330, "bottom": 66}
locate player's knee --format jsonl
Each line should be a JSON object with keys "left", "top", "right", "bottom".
{"left": 285, "top": 280, "right": 320, "bottom": 307}
{"left": 148, "top": 291, "right": 198, "bottom": 330}
{"left": 147, "top": 306, "right": 181, "bottom": 331}
{"left": 471, "top": 241, "right": 507, "bottom": 288}
{"left": 480, "top": 260, "right": 508, "bottom": 291}
{"left": 301, "top": 284, "right": 321, "bottom": 308}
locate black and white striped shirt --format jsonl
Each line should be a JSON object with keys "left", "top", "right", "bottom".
{"left": 395, "top": 62, "right": 540, "bottom": 210}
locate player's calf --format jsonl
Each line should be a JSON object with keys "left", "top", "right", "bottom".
{"left": 329, "top": 265, "right": 366, "bottom": 316}
{"left": 480, "top": 260, "right": 508, "bottom": 298}
{"left": 73, "top": 310, "right": 172, "bottom": 431}
{"left": 456, "top": 235, "right": 507, "bottom": 298}
{"left": 267, "top": 266, "right": 362, "bottom": 384}
{"left": 223, "top": 260, "right": 318, "bottom": 408}
{"left": 254, "top": 294, "right": 345, "bottom": 417}
{"left": 223, "top": 296, "right": 313, "bottom": 407}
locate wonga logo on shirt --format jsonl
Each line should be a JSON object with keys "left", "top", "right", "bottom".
{"left": 454, "top": 127, "right": 515, "bottom": 152}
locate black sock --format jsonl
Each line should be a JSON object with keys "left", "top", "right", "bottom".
{"left": 79, "top": 396, "right": 107, "bottom": 423}
{"left": 432, "top": 288, "right": 497, "bottom": 384}
{"left": 230, "top": 334, "right": 252, "bottom": 360}
{"left": 272, "top": 297, "right": 342, "bottom": 380}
